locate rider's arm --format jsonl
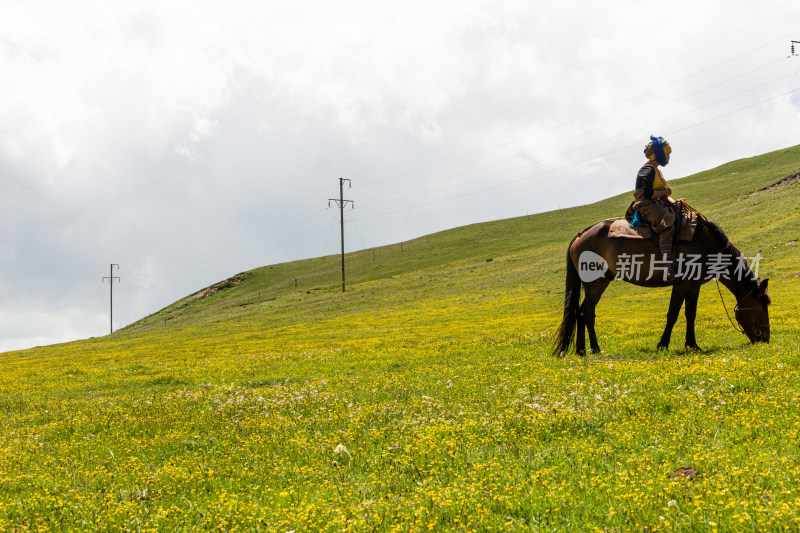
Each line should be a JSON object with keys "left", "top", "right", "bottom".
{"left": 636, "top": 166, "right": 656, "bottom": 199}
{"left": 651, "top": 188, "right": 673, "bottom": 200}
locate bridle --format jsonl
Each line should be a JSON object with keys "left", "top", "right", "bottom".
{"left": 735, "top": 299, "right": 764, "bottom": 341}
{"left": 716, "top": 281, "right": 764, "bottom": 341}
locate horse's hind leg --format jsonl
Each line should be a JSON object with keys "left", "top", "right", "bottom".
{"left": 576, "top": 301, "right": 587, "bottom": 356}
{"left": 582, "top": 279, "right": 611, "bottom": 354}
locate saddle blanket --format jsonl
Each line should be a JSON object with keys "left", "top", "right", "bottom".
{"left": 607, "top": 211, "right": 699, "bottom": 241}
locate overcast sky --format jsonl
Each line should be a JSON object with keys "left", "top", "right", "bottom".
{"left": 1, "top": 1, "right": 799, "bottom": 352}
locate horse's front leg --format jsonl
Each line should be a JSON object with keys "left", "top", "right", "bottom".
{"left": 683, "top": 284, "right": 702, "bottom": 350}
{"left": 658, "top": 283, "right": 689, "bottom": 349}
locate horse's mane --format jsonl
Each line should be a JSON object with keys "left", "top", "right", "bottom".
{"left": 703, "top": 219, "right": 761, "bottom": 292}
{"left": 704, "top": 219, "right": 737, "bottom": 255}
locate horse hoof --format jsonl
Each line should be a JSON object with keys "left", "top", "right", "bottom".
{"left": 685, "top": 344, "right": 701, "bottom": 351}
{"left": 656, "top": 343, "right": 669, "bottom": 351}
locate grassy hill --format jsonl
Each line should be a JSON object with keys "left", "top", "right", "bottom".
{"left": 1, "top": 144, "right": 799, "bottom": 531}
{"left": 119, "top": 144, "right": 798, "bottom": 337}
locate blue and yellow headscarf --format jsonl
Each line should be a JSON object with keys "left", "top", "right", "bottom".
{"left": 645, "top": 135, "right": 672, "bottom": 166}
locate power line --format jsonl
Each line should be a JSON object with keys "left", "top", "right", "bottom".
{"left": 119, "top": 69, "right": 796, "bottom": 314}
{"left": 66, "top": 33, "right": 800, "bottom": 330}
{"left": 755, "top": 46, "right": 800, "bottom": 154}
{"left": 125, "top": 218, "right": 340, "bottom": 295}
{"left": 154, "top": 207, "right": 331, "bottom": 280}
{"left": 359, "top": 29, "right": 800, "bottom": 187}
{"left": 350, "top": 85, "right": 800, "bottom": 224}
{"left": 116, "top": 75, "right": 800, "bottom": 314}
{"left": 104, "top": 46, "right": 800, "bottom": 299}
{"left": 358, "top": 57, "right": 793, "bottom": 207}
{"left": 356, "top": 78, "right": 800, "bottom": 219}
{"left": 155, "top": 204, "right": 329, "bottom": 275}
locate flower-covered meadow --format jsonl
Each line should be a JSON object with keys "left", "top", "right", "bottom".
{"left": 2, "top": 272, "right": 800, "bottom": 531}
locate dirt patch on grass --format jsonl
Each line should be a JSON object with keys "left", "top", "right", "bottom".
{"left": 669, "top": 466, "right": 698, "bottom": 481}
{"left": 760, "top": 172, "right": 800, "bottom": 192}
{"left": 190, "top": 273, "right": 252, "bottom": 301}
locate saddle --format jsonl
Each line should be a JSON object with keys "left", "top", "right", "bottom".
{"left": 608, "top": 203, "right": 700, "bottom": 241}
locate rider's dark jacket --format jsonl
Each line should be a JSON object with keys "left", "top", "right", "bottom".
{"left": 626, "top": 162, "right": 675, "bottom": 239}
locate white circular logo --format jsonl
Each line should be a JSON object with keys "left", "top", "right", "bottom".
{"left": 578, "top": 251, "right": 609, "bottom": 282}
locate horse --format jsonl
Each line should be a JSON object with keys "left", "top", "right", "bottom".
{"left": 553, "top": 212, "right": 770, "bottom": 356}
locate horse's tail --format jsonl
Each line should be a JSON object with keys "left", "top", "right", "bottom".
{"left": 553, "top": 235, "right": 581, "bottom": 356}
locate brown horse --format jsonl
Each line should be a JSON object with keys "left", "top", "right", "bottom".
{"left": 554, "top": 215, "right": 770, "bottom": 356}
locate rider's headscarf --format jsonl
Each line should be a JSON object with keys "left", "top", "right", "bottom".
{"left": 644, "top": 135, "right": 671, "bottom": 166}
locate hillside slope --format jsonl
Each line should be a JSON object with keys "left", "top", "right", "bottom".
{"left": 118, "top": 143, "right": 800, "bottom": 341}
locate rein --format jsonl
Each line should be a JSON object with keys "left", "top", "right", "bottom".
{"left": 715, "top": 280, "right": 761, "bottom": 339}
{"left": 684, "top": 201, "right": 759, "bottom": 338}
{"left": 715, "top": 280, "right": 745, "bottom": 334}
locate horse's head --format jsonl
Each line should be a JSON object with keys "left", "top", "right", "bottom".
{"left": 735, "top": 278, "right": 770, "bottom": 343}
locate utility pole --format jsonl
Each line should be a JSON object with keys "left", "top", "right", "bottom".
{"left": 329, "top": 178, "right": 353, "bottom": 292}
{"left": 102, "top": 264, "right": 120, "bottom": 334}
{"left": 792, "top": 41, "right": 800, "bottom": 56}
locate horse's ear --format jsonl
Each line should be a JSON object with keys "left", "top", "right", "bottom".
{"left": 759, "top": 278, "right": 769, "bottom": 293}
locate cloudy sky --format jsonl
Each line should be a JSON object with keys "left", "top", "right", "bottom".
{"left": 1, "top": 1, "right": 799, "bottom": 352}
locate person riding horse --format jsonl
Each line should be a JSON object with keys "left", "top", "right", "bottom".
{"left": 625, "top": 135, "right": 678, "bottom": 276}
{"left": 554, "top": 135, "right": 770, "bottom": 356}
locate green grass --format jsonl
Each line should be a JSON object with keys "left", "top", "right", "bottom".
{"left": 1, "top": 144, "right": 799, "bottom": 531}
